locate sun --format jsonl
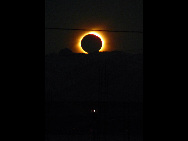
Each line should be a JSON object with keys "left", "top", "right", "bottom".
{"left": 77, "top": 31, "right": 106, "bottom": 54}
{"left": 81, "top": 34, "right": 102, "bottom": 53}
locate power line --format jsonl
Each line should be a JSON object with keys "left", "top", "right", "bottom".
{"left": 45, "top": 28, "right": 143, "bottom": 33}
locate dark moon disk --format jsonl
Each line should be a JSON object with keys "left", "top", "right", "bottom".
{"left": 81, "top": 34, "right": 102, "bottom": 53}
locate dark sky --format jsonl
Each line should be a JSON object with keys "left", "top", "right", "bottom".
{"left": 45, "top": 0, "right": 143, "bottom": 55}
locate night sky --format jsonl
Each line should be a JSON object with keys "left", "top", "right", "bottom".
{"left": 45, "top": 0, "right": 143, "bottom": 55}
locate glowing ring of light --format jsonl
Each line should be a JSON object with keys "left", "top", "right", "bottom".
{"left": 79, "top": 31, "right": 105, "bottom": 54}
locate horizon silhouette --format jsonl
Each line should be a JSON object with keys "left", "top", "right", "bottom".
{"left": 45, "top": 47, "right": 143, "bottom": 140}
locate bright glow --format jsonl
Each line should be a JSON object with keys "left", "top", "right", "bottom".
{"left": 77, "top": 31, "right": 106, "bottom": 54}
{"left": 93, "top": 110, "right": 95, "bottom": 112}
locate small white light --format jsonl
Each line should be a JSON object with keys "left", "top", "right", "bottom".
{"left": 93, "top": 110, "right": 95, "bottom": 112}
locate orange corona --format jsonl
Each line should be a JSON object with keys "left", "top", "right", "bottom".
{"left": 77, "top": 31, "right": 106, "bottom": 54}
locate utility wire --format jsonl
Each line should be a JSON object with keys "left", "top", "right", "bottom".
{"left": 45, "top": 28, "right": 143, "bottom": 33}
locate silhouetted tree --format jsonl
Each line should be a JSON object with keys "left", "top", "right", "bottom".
{"left": 58, "top": 48, "right": 73, "bottom": 56}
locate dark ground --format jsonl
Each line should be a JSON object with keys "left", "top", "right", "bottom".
{"left": 45, "top": 49, "right": 143, "bottom": 141}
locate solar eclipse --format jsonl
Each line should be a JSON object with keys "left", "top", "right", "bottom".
{"left": 79, "top": 32, "right": 105, "bottom": 54}
{"left": 81, "top": 34, "right": 102, "bottom": 53}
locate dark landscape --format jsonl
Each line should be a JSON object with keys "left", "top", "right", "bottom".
{"left": 45, "top": 48, "right": 143, "bottom": 141}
